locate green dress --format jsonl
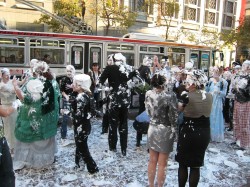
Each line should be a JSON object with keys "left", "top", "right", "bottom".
{"left": 13, "top": 77, "right": 60, "bottom": 170}
{"left": 15, "top": 78, "right": 44, "bottom": 142}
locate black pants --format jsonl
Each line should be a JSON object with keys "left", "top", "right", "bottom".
{"left": 133, "top": 120, "right": 149, "bottom": 146}
{"left": 102, "top": 111, "right": 109, "bottom": 133}
{"left": 74, "top": 123, "right": 98, "bottom": 174}
{"left": 138, "top": 94, "right": 146, "bottom": 115}
{"left": 0, "top": 137, "right": 15, "bottom": 187}
{"left": 108, "top": 106, "right": 128, "bottom": 152}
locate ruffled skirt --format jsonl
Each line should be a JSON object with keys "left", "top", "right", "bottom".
{"left": 13, "top": 137, "right": 57, "bottom": 170}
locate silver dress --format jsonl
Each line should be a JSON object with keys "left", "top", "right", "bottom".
{"left": 0, "top": 80, "right": 18, "bottom": 150}
{"left": 145, "top": 88, "right": 177, "bottom": 154}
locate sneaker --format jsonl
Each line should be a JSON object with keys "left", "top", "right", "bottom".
{"left": 61, "top": 139, "right": 74, "bottom": 146}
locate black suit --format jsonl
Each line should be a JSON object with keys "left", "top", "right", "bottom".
{"left": 100, "top": 65, "right": 135, "bottom": 155}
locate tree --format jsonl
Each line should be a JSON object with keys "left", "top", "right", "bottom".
{"left": 35, "top": 0, "right": 81, "bottom": 33}
{"left": 88, "top": 0, "right": 137, "bottom": 36}
{"left": 220, "top": 17, "right": 250, "bottom": 60}
{"left": 185, "top": 27, "right": 222, "bottom": 48}
{"left": 144, "top": 0, "right": 179, "bottom": 40}
{"left": 221, "top": 17, "right": 250, "bottom": 47}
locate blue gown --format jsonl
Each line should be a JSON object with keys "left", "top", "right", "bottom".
{"left": 206, "top": 78, "right": 228, "bottom": 142}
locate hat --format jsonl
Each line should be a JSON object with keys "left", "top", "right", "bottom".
{"left": 73, "top": 74, "right": 91, "bottom": 92}
{"left": 1, "top": 68, "right": 10, "bottom": 75}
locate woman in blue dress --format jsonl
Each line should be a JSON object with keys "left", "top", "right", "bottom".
{"left": 206, "top": 66, "right": 228, "bottom": 142}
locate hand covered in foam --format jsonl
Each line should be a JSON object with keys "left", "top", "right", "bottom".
{"left": 12, "top": 99, "right": 22, "bottom": 110}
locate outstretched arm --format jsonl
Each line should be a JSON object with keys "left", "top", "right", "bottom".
{"left": 0, "top": 105, "right": 15, "bottom": 117}
{"left": 12, "top": 76, "right": 24, "bottom": 101}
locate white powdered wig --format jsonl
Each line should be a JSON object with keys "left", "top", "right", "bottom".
{"left": 186, "top": 70, "right": 208, "bottom": 89}
{"left": 185, "top": 61, "right": 194, "bottom": 70}
{"left": 1, "top": 68, "right": 10, "bottom": 75}
{"left": 171, "top": 66, "right": 181, "bottom": 73}
{"left": 66, "top": 65, "right": 76, "bottom": 75}
{"left": 107, "top": 54, "right": 114, "bottom": 65}
{"left": 73, "top": 74, "right": 92, "bottom": 92}
{"left": 242, "top": 60, "right": 250, "bottom": 66}
{"left": 30, "top": 59, "right": 39, "bottom": 68}
{"left": 114, "top": 53, "right": 126, "bottom": 66}
{"left": 142, "top": 56, "right": 152, "bottom": 67}
{"left": 26, "top": 79, "right": 44, "bottom": 101}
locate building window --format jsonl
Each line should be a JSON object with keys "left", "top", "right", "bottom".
{"left": 223, "top": 0, "right": 236, "bottom": 28}
{"left": 130, "top": 0, "right": 146, "bottom": 12}
{"left": 161, "top": 0, "right": 179, "bottom": 19}
{"left": 208, "top": 0, "right": 216, "bottom": 9}
{"left": 225, "top": 1, "right": 234, "bottom": 13}
{"left": 184, "top": 0, "right": 200, "bottom": 22}
{"left": 147, "top": 0, "right": 154, "bottom": 14}
{"left": 205, "top": 0, "right": 219, "bottom": 25}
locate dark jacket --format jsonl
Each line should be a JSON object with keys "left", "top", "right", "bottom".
{"left": 99, "top": 65, "right": 136, "bottom": 108}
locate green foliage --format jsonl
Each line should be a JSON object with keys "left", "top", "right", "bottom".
{"left": 89, "top": 0, "right": 137, "bottom": 35}
{"left": 221, "top": 17, "right": 250, "bottom": 47}
{"left": 145, "top": 0, "right": 179, "bottom": 40}
{"left": 35, "top": 15, "right": 64, "bottom": 32}
{"left": 35, "top": 0, "right": 81, "bottom": 32}
{"left": 134, "top": 82, "right": 151, "bottom": 94}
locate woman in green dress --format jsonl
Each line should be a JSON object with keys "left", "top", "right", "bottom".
{"left": 12, "top": 61, "right": 60, "bottom": 170}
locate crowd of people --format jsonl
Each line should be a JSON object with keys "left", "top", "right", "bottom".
{"left": 0, "top": 53, "right": 249, "bottom": 187}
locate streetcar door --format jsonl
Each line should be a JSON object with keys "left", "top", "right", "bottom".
{"left": 190, "top": 51, "right": 199, "bottom": 69}
{"left": 70, "top": 43, "right": 84, "bottom": 71}
{"left": 201, "top": 52, "right": 210, "bottom": 74}
{"left": 89, "top": 44, "right": 103, "bottom": 70}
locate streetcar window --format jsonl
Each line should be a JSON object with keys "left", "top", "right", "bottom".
{"left": 71, "top": 46, "right": 83, "bottom": 69}
{"left": 123, "top": 53, "right": 134, "bottom": 66}
{"left": 0, "top": 38, "right": 17, "bottom": 45}
{"left": 90, "top": 47, "right": 101, "bottom": 65}
{"left": 106, "top": 52, "right": 134, "bottom": 66}
{"left": 59, "top": 41, "right": 65, "bottom": 47}
{"left": 148, "top": 47, "right": 160, "bottom": 53}
{"left": 0, "top": 47, "right": 24, "bottom": 64}
{"left": 30, "top": 48, "right": 65, "bottom": 65}
{"left": 30, "top": 39, "right": 41, "bottom": 46}
{"left": 121, "top": 45, "right": 134, "bottom": 50}
{"left": 190, "top": 52, "right": 199, "bottom": 68}
{"left": 140, "top": 46, "right": 147, "bottom": 52}
{"left": 42, "top": 40, "right": 59, "bottom": 47}
{"left": 139, "top": 54, "right": 163, "bottom": 67}
{"left": 108, "top": 44, "right": 120, "bottom": 50}
{"left": 18, "top": 38, "right": 25, "bottom": 46}
{"left": 170, "top": 48, "right": 185, "bottom": 53}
